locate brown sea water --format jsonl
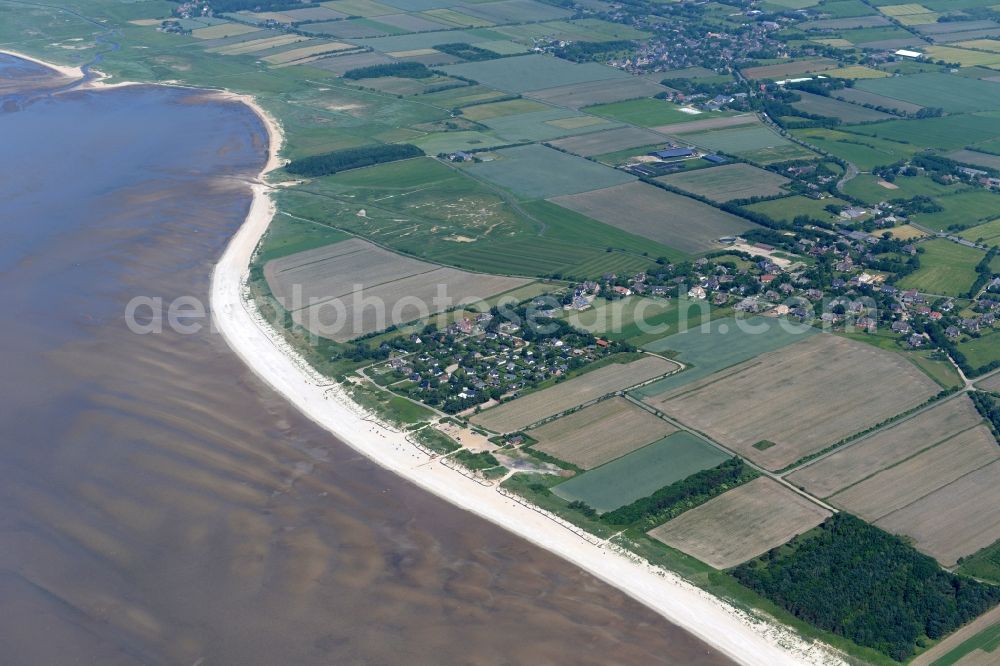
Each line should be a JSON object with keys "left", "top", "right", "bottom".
{"left": 0, "top": 58, "right": 735, "bottom": 665}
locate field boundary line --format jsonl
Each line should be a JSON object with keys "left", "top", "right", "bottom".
{"left": 780, "top": 391, "right": 969, "bottom": 477}
{"left": 823, "top": 421, "right": 991, "bottom": 500}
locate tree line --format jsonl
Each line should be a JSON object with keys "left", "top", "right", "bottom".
{"left": 284, "top": 144, "right": 424, "bottom": 177}
{"left": 343, "top": 62, "right": 432, "bottom": 80}
{"left": 599, "top": 457, "right": 757, "bottom": 529}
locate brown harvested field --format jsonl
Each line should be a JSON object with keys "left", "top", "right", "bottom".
{"left": 830, "top": 425, "right": 1000, "bottom": 521}
{"left": 658, "top": 163, "right": 790, "bottom": 203}
{"left": 265, "top": 239, "right": 529, "bottom": 341}
{"left": 549, "top": 181, "right": 754, "bottom": 254}
{"left": 526, "top": 77, "right": 670, "bottom": 109}
{"left": 527, "top": 397, "right": 677, "bottom": 469}
{"left": 978, "top": 373, "right": 1000, "bottom": 391}
{"left": 742, "top": 58, "right": 839, "bottom": 80}
{"left": 875, "top": 451, "right": 1000, "bottom": 566}
{"left": 652, "top": 114, "right": 758, "bottom": 135}
{"left": 548, "top": 126, "right": 667, "bottom": 157}
{"left": 648, "top": 335, "right": 940, "bottom": 471}
{"left": 648, "top": 477, "right": 831, "bottom": 569}
{"left": 471, "top": 356, "right": 679, "bottom": 433}
{"left": 310, "top": 51, "right": 396, "bottom": 75}
{"left": 786, "top": 396, "right": 983, "bottom": 498}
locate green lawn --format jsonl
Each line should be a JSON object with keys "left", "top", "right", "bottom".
{"left": 898, "top": 239, "right": 985, "bottom": 296}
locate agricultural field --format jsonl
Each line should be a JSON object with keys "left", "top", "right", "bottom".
{"left": 527, "top": 397, "right": 677, "bottom": 469}
{"left": 680, "top": 124, "right": 817, "bottom": 164}
{"left": 832, "top": 86, "right": 924, "bottom": 114}
{"left": 658, "top": 163, "right": 790, "bottom": 202}
{"left": 790, "top": 91, "right": 894, "bottom": 123}
{"left": 552, "top": 431, "right": 730, "bottom": 513}
{"left": 646, "top": 334, "right": 940, "bottom": 471}
{"left": 841, "top": 173, "right": 964, "bottom": 205}
{"left": 636, "top": 316, "right": 820, "bottom": 397}
{"left": 465, "top": 144, "right": 634, "bottom": 199}
{"left": 264, "top": 238, "right": 529, "bottom": 341}
{"left": 829, "top": 424, "right": 998, "bottom": 522}
{"left": 648, "top": 477, "right": 831, "bottom": 569}
{"left": 897, "top": 239, "right": 985, "bottom": 296}
{"left": 854, "top": 73, "right": 1000, "bottom": 113}
{"left": 957, "top": 331, "right": 1000, "bottom": 371}
{"left": 925, "top": 45, "right": 1000, "bottom": 68}
{"left": 979, "top": 373, "right": 1000, "bottom": 392}
{"left": 190, "top": 22, "right": 260, "bottom": 40}
{"left": 470, "top": 355, "right": 678, "bottom": 432}
{"left": 933, "top": 226, "right": 991, "bottom": 258}
{"left": 309, "top": 51, "right": 395, "bottom": 74}
{"left": 885, "top": 224, "right": 929, "bottom": 240}
{"left": 787, "top": 396, "right": 985, "bottom": 498}
{"left": 584, "top": 98, "right": 720, "bottom": 127}
{"left": 473, "top": 108, "right": 619, "bottom": 144}
{"left": 741, "top": 58, "right": 839, "bottom": 80}
{"left": 846, "top": 112, "right": 1000, "bottom": 151}
{"left": 743, "top": 194, "right": 848, "bottom": 225}
{"left": 439, "top": 54, "right": 629, "bottom": 93}
{"left": 875, "top": 454, "right": 1000, "bottom": 567}
{"left": 547, "top": 126, "right": 667, "bottom": 157}
{"left": 652, "top": 114, "right": 759, "bottom": 136}
{"left": 549, "top": 181, "right": 756, "bottom": 254}
{"left": 792, "top": 127, "right": 920, "bottom": 170}
{"left": 526, "top": 78, "right": 670, "bottom": 109}
{"left": 948, "top": 148, "right": 1000, "bottom": 171}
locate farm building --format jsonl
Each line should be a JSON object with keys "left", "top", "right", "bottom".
{"left": 650, "top": 147, "right": 695, "bottom": 159}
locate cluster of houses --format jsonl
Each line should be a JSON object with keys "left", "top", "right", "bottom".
{"left": 372, "top": 320, "right": 613, "bottom": 415}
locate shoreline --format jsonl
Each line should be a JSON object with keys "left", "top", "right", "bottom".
{"left": 209, "top": 71, "right": 843, "bottom": 666}
{"left": 4, "top": 48, "right": 841, "bottom": 666}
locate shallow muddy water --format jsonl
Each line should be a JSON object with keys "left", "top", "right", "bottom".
{"left": 0, "top": 60, "right": 734, "bottom": 665}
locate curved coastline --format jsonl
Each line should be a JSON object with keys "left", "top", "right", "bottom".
{"left": 5, "top": 49, "right": 842, "bottom": 666}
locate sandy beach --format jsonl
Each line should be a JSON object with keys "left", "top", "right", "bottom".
{"left": 3, "top": 47, "right": 841, "bottom": 666}
{"left": 0, "top": 49, "right": 85, "bottom": 80}
{"left": 209, "top": 79, "right": 844, "bottom": 666}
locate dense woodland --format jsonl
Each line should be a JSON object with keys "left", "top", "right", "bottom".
{"left": 285, "top": 144, "right": 424, "bottom": 177}
{"left": 433, "top": 43, "right": 496, "bottom": 62}
{"left": 600, "top": 457, "right": 757, "bottom": 529}
{"left": 343, "top": 62, "right": 432, "bottom": 80}
{"left": 733, "top": 514, "right": 1000, "bottom": 661}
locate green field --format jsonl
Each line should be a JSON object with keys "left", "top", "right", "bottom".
{"left": 956, "top": 330, "right": 1000, "bottom": 370}
{"left": 928, "top": 621, "right": 1000, "bottom": 666}
{"left": 845, "top": 112, "right": 1000, "bottom": 151}
{"left": 841, "top": 174, "right": 965, "bottom": 205}
{"left": 465, "top": 144, "right": 634, "bottom": 199}
{"left": 439, "top": 53, "right": 628, "bottom": 93}
{"left": 911, "top": 190, "right": 1000, "bottom": 232}
{"left": 634, "top": 317, "right": 821, "bottom": 398}
{"left": 897, "top": 239, "right": 985, "bottom": 296}
{"left": 792, "top": 127, "right": 921, "bottom": 170}
{"left": 277, "top": 157, "right": 682, "bottom": 277}
{"left": 584, "top": 98, "right": 723, "bottom": 127}
{"left": 552, "top": 431, "right": 731, "bottom": 512}
{"left": 744, "top": 195, "right": 850, "bottom": 224}
{"left": 855, "top": 73, "right": 1000, "bottom": 113}
{"left": 791, "top": 91, "right": 894, "bottom": 123}
{"left": 682, "top": 125, "right": 817, "bottom": 163}
{"left": 959, "top": 217, "right": 1000, "bottom": 244}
